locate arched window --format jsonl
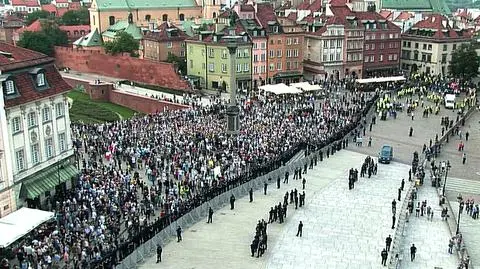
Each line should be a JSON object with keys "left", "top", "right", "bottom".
{"left": 162, "top": 14, "right": 168, "bottom": 22}
{"left": 109, "top": 16, "right": 115, "bottom": 25}
{"left": 179, "top": 13, "right": 185, "bottom": 21}
{"left": 145, "top": 14, "right": 151, "bottom": 21}
{"left": 213, "top": 12, "right": 217, "bottom": 18}
{"left": 213, "top": 0, "right": 216, "bottom": 5}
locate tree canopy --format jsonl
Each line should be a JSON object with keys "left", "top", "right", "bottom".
{"left": 449, "top": 43, "right": 480, "bottom": 81}
{"left": 103, "top": 31, "right": 139, "bottom": 56}
{"left": 17, "top": 23, "right": 68, "bottom": 56}
{"left": 26, "top": 10, "right": 52, "bottom": 25}
{"left": 61, "top": 8, "right": 90, "bottom": 25}
{"left": 166, "top": 53, "right": 187, "bottom": 75}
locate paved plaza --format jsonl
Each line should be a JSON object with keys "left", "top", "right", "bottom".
{"left": 139, "top": 151, "right": 412, "bottom": 269}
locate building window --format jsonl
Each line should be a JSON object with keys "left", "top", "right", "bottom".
{"left": 167, "top": 42, "right": 173, "bottom": 48}
{"left": 237, "top": 63, "right": 242, "bottom": 72}
{"left": 269, "top": 63, "right": 274, "bottom": 71}
{"left": 4, "top": 80, "right": 15, "bottom": 95}
{"left": 109, "top": 16, "right": 115, "bottom": 25}
{"left": 243, "top": 49, "right": 249, "bottom": 57}
{"left": 55, "top": 102, "right": 65, "bottom": 117}
{"left": 243, "top": 63, "right": 249, "bottom": 72}
{"left": 222, "top": 49, "right": 227, "bottom": 59}
{"left": 42, "top": 107, "right": 51, "bottom": 122}
{"left": 208, "top": 63, "right": 214, "bottom": 72}
{"left": 276, "top": 50, "right": 282, "bottom": 57}
{"left": 58, "top": 133, "right": 66, "bottom": 152}
{"left": 45, "top": 138, "right": 53, "bottom": 159}
{"left": 443, "top": 44, "right": 448, "bottom": 51}
{"left": 31, "top": 143, "right": 40, "bottom": 165}
{"left": 27, "top": 112, "right": 37, "bottom": 128}
{"left": 269, "top": 50, "right": 274, "bottom": 58}
{"left": 276, "top": 62, "right": 282, "bottom": 70}
{"left": 12, "top": 116, "right": 22, "bottom": 133}
{"left": 162, "top": 14, "right": 168, "bottom": 22}
{"left": 145, "top": 14, "right": 151, "bottom": 21}
{"left": 179, "top": 14, "right": 185, "bottom": 21}
{"left": 221, "top": 63, "right": 227, "bottom": 73}
{"left": 15, "top": 149, "right": 25, "bottom": 172}
{"left": 208, "top": 48, "right": 214, "bottom": 57}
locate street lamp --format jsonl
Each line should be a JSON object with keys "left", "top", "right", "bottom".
{"left": 456, "top": 196, "right": 462, "bottom": 235}
{"left": 442, "top": 160, "right": 451, "bottom": 197}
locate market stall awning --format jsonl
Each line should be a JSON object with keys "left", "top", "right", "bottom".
{"left": 20, "top": 163, "right": 79, "bottom": 200}
{"left": 0, "top": 208, "right": 54, "bottom": 248}
{"left": 291, "top": 82, "right": 322, "bottom": 91}
{"left": 259, "top": 83, "right": 302, "bottom": 95}
{"left": 356, "top": 76, "right": 406, "bottom": 84}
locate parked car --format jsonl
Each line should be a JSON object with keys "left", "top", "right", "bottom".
{"left": 379, "top": 145, "right": 393, "bottom": 164}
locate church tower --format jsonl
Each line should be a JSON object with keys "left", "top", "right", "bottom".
{"left": 200, "top": 0, "right": 226, "bottom": 19}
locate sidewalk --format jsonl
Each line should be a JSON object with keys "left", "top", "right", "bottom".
{"left": 399, "top": 185, "right": 459, "bottom": 269}
{"left": 138, "top": 150, "right": 410, "bottom": 269}
{"left": 451, "top": 200, "right": 479, "bottom": 268}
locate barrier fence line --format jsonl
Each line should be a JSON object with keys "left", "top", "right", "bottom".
{"left": 112, "top": 95, "right": 380, "bottom": 269}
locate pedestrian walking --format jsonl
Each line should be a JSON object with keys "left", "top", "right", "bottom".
{"left": 176, "top": 226, "right": 182, "bottom": 242}
{"left": 277, "top": 177, "right": 281, "bottom": 189}
{"left": 264, "top": 182, "right": 268, "bottom": 195}
{"left": 386, "top": 235, "right": 392, "bottom": 252}
{"left": 230, "top": 194, "right": 236, "bottom": 210}
{"left": 463, "top": 153, "right": 467, "bottom": 164}
{"left": 302, "top": 178, "right": 306, "bottom": 190}
{"left": 207, "top": 207, "right": 213, "bottom": 223}
{"left": 296, "top": 221, "right": 303, "bottom": 237}
{"left": 391, "top": 214, "right": 396, "bottom": 229}
{"left": 381, "top": 248, "right": 388, "bottom": 266}
{"left": 409, "top": 126, "right": 413, "bottom": 137}
{"left": 156, "top": 244, "right": 162, "bottom": 263}
{"left": 249, "top": 188, "right": 253, "bottom": 203}
{"left": 410, "top": 244, "right": 417, "bottom": 261}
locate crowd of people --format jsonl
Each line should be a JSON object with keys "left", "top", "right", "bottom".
{"left": 3, "top": 84, "right": 375, "bottom": 269}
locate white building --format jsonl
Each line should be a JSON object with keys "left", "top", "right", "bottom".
{"left": 10, "top": 0, "right": 41, "bottom": 13}
{"left": 0, "top": 42, "right": 77, "bottom": 213}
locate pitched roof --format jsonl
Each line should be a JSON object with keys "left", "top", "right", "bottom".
{"left": 16, "top": 19, "right": 42, "bottom": 35}
{"left": 329, "top": 0, "right": 347, "bottom": 6}
{"left": 0, "top": 42, "right": 52, "bottom": 71}
{"left": 144, "top": 22, "right": 187, "bottom": 42}
{"left": 55, "top": 0, "right": 68, "bottom": 3}
{"left": 41, "top": 4, "right": 57, "bottom": 13}
{"left": 4, "top": 64, "right": 71, "bottom": 108}
{"left": 11, "top": 0, "right": 40, "bottom": 7}
{"left": 381, "top": 0, "right": 450, "bottom": 15}
{"left": 379, "top": 10, "right": 392, "bottom": 19}
{"left": 394, "top": 11, "right": 413, "bottom": 21}
{"left": 405, "top": 13, "right": 472, "bottom": 40}
{"left": 94, "top": 0, "right": 197, "bottom": 11}
{"left": 296, "top": 0, "right": 322, "bottom": 12}
{"left": 59, "top": 25, "right": 90, "bottom": 33}
{"left": 255, "top": 3, "right": 281, "bottom": 33}
{"left": 240, "top": 4, "right": 255, "bottom": 11}
{"left": 102, "top": 20, "right": 143, "bottom": 40}
{"left": 73, "top": 28, "right": 103, "bottom": 46}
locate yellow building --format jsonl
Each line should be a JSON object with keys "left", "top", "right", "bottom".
{"left": 89, "top": 0, "right": 225, "bottom": 33}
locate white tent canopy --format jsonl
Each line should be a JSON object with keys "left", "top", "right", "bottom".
{"left": 356, "top": 76, "right": 406, "bottom": 84}
{"left": 291, "top": 82, "right": 322, "bottom": 91}
{"left": 0, "top": 208, "right": 54, "bottom": 248}
{"left": 259, "top": 83, "right": 302, "bottom": 95}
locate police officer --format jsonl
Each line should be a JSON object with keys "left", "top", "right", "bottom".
{"left": 264, "top": 182, "right": 268, "bottom": 195}
{"left": 385, "top": 235, "right": 392, "bottom": 251}
{"left": 207, "top": 207, "right": 214, "bottom": 223}
{"left": 176, "top": 226, "right": 182, "bottom": 242}
{"left": 381, "top": 248, "right": 388, "bottom": 266}
{"left": 230, "top": 194, "right": 236, "bottom": 210}
{"left": 249, "top": 188, "right": 253, "bottom": 203}
{"left": 156, "top": 244, "right": 162, "bottom": 263}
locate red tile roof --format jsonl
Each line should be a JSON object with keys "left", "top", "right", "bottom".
{"left": 297, "top": 0, "right": 323, "bottom": 12}
{"left": 144, "top": 22, "right": 187, "bottom": 42}
{"left": 0, "top": 42, "right": 51, "bottom": 70}
{"left": 55, "top": 0, "right": 68, "bottom": 3}
{"left": 4, "top": 64, "right": 71, "bottom": 108}
{"left": 394, "top": 11, "right": 412, "bottom": 21}
{"left": 379, "top": 10, "right": 392, "bottom": 19}
{"left": 406, "top": 14, "right": 472, "bottom": 40}
{"left": 59, "top": 25, "right": 90, "bottom": 33}
{"left": 297, "top": 0, "right": 310, "bottom": 10}
{"left": 287, "top": 12, "right": 297, "bottom": 21}
{"left": 41, "top": 4, "right": 57, "bottom": 13}
{"left": 240, "top": 4, "right": 255, "bottom": 11}
{"left": 329, "top": 0, "right": 347, "bottom": 7}
{"left": 11, "top": 0, "right": 40, "bottom": 7}
{"left": 16, "top": 19, "right": 42, "bottom": 35}
{"left": 57, "top": 7, "right": 69, "bottom": 16}
{"left": 68, "top": 2, "right": 82, "bottom": 10}
{"left": 255, "top": 3, "right": 280, "bottom": 33}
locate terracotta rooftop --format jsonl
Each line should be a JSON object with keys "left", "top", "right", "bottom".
{"left": 144, "top": 22, "right": 188, "bottom": 42}
{"left": 394, "top": 11, "right": 413, "bottom": 21}
{"left": 11, "top": 0, "right": 40, "bottom": 7}
{"left": 0, "top": 42, "right": 51, "bottom": 71}
{"left": 256, "top": 2, "right": 282, "bottom": 33}
{"left": 379, "top": 10, "right": 393, "bottom": 19}
{"left": 16, "top": 19, "right": 42, "bottom": 35}
{"left": 406, "top": 13, "right": 472, "bottom": 40}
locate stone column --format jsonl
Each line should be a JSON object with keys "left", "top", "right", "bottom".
{"left": 226, "top": 42, "right": 240, "bottom": 135}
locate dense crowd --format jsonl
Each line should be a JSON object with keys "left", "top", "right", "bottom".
{"left": 6, "top": 86, "right": 376, "bottom": 269}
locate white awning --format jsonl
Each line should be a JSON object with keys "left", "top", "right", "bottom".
{"left": 0, "top": 208, "right": 54, "bottom": 248}
{"left": 291, "top": 82, "right": 322, "bottom": 91}
{"left": 356, "top": 76, "right": 406, "bottom": 84}
{"left": 260, "top": 83, "right": 302, "bottom": 95}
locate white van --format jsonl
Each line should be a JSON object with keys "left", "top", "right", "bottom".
{"left": 444, "top": 94, "right": 455, "bottom": 109}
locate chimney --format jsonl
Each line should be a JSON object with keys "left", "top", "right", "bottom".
{"left": 442, "top": 20, "right": 447, "bottom": 28}
{"left": 199, "top": 33, "right": 203, "bottom": 41}
{"left": 431, "top": 16, "right": 435, "bottom": 22}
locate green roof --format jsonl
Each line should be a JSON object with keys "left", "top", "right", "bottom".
{"left": 95, "top": 0, "right": 198, "bottom": 10}
{"left": 102, "top": 20, "right": 143, "bottom": 39}
{"left": 73, "top": 28, "right": 103, "bottom": 47}
{"left": 19, "top": 161, "right": 79, "bottom": 200}
{"left": 382, "top": 0, "right": 451, "bottom": 14}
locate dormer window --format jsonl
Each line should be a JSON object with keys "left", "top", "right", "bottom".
{"left": 36, "top": 73, "right": 46, "bottom": 87}
{"left": 4, "top": 80, "right": 15, "bottom": 95}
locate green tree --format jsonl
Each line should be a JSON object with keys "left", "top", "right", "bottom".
{"left": 61, "top": 8, "right": 90, "bottom": 25}
{"left": 103, "top": 31, "right": 139, "bottom": 56}
{"left": 42, "top": 22, "right": 68, "bottom": 46}
{"left": 166, "top": 52, "right": 187, "bottom": 75}
{"left": 17, "top": 31, "right": 53, "bottom": 55}
{"left": 26, "top": 10, "right": 51, "bottom": 25}
{"left": 449, "top": 43, "right": 480, "bottom": 81}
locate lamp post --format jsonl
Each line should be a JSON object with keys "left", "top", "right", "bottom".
{"left": 226, "top": 39, "right": 240, "bottom": 135}
{"left": 456, "top": 197, "right": 462, "bottom": 235}
{"left": 442, "top": 160, "right": 451, "bottom": 197}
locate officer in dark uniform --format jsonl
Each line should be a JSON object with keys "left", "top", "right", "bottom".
{"left": 230, "top": 194, "right": 236, "bottom": 210}
{"left": 385, "top": 235, "right": 392, "bottom": 251}
{"left": 176, "top": 226, "right": 182, "bottom": 242}
{"left": 381, "top": 248, "right": 388, "bottom": 266}
{"left": 284, "top": 171, "right": 289, "bottom": 184}
{"left": 207, "top": 207, "right": 214, "bottom": 223}
{"left": 249, "top": 188, "right": 253, "bottom": 203}
{"left": 277, "top": 176, "right": 281, "bottom": 189}
{"left": 156, "top": 245, "right": 162, "bottom": 263}
{"left": 264, "top": 182, "right": 268, "bottom": 195}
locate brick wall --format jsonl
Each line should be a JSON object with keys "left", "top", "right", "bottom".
{"left": 54, "top": 46, "right": 191, "bottom": 91}
{"left": 109, "top": 90, "right": 189, "bottom": 114}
